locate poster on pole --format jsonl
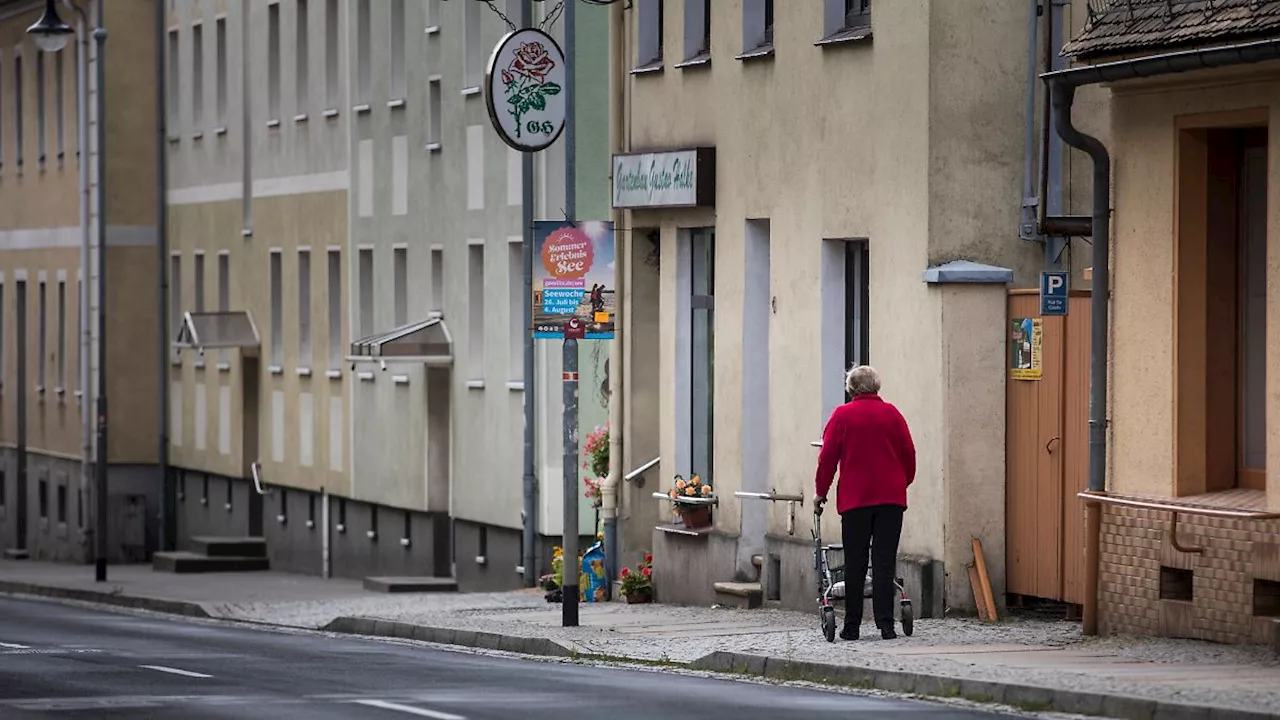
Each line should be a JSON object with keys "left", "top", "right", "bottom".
{"left": 1009, "top": 317, "right": 1043, "bottom": 381}
{"left": 533, "top": 221, "right": 616, "bottom": 340}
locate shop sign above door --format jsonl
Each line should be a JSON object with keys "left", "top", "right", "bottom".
{"left": 612, "top": 148, "right": 716, "bottom": 209}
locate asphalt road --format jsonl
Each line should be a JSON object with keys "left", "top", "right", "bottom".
{"left": 0, "top": 596, "right": 1024, "bottom": 719}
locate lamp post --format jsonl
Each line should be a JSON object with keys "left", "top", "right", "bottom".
{"left": 28, "top": 0, "right": 109, "bottom": 582}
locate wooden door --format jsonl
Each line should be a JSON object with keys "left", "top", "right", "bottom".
{"left": 1005, "top": 290, "right": 1091, "bottom": 605}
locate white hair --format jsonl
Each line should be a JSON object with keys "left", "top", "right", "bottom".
{"left": 845, "top": 365, "right": 881, "bottom": 396}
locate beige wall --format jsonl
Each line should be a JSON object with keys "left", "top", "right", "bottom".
{"left": 169, "top": 191, "right": 350, "bottom": 496}
{"left": 1106, "top": 65, "right": 1280, "bottom": 511}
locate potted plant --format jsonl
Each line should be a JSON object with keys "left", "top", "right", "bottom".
{"left": 582, "top": 425, "right": 609, "bottom": 509}
{"left": 620, "top": 553, "right": 654, "bottom": 604}
{"left": 667, "top": 474, "right": 714, "bottom": 529}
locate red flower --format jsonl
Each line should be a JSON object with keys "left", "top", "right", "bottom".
{"left": 501, "top": 69, "right": 513, "bottom": 85}
{"left": 641, "top": 567, "right": 652, "bottom": 577}
{"left": 644, "top": 553, "right": 653, "bottom": 563}
{"left": 620, "top": 567, "right": 630, "bottom": 577}
{"left": 509, "top": 41, "right": 554, "bottom": 83}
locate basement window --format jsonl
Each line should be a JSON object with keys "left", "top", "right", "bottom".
{"left": 1160, "top": 566, "right": 1194, "bottom": 602}
{"left": 1254, "top": 579, "right": 1280, "bottom": 617}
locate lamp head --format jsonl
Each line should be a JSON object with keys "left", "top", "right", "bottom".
{"left": 27, "top": 0, "right": 73, "bottom": 53}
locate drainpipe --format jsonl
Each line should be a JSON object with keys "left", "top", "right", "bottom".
{"left": 65, "top": 0, "right": 92, "bottom": 557}
{"left": 154, "top": 0, "right": 172, "bottom": 552}
{"left": 1017, "top": 0, "right": 1040, "bottom": 242}
{"left": 601, "top": 0, "right": 626, "bottom": 597}
{"left": 1043, "top": 36, "right": 1280, "bottom": 634}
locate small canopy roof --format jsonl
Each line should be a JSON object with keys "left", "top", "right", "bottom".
{"left": 349, "top": 316, "right": 453, "bottom": 366}
{"left": 173, "top": 311, "right": 261, "bottom": 354}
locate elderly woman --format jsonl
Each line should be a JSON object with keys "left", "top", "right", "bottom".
{"left": 814, "top": 365, "right": 916, "bottom": 641}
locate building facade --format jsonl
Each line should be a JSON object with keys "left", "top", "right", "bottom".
{"left": 1058, "top": 0, "right": 1280, "bottom": 647}
{"left": 166, "top": 0, "right": 608, "bottom": 588}
{"left": 610, "top": 0, "right": 1101, "bottom": 615}
{"left": 0, "top": 0, "right": 164, "bottom": 564}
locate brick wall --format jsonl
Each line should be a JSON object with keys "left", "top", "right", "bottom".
{"left": 1099, "top": 506, "right": 1280, "bottom": 646}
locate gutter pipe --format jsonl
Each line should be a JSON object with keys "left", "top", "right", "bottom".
{"left": 1018, "top": 0, "right": 1040, "bottom": 242}
{"left": 155, "top": 0, "right": 172, "bottom": 552}
{"left": 1042, "top": 36, "right": 1280, "bottom": 634}
{"left": 601, "top": 0, "right": 626, "bottom": 598}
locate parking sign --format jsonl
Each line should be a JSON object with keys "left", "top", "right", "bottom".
{"left": 1040, "top": 271, "right": 1068, "bottom": 316}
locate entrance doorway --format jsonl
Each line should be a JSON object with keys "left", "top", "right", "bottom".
{"left": 1174, "top": 123, "right": 1268, "bottom": 496}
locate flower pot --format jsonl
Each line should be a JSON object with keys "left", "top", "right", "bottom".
{"left": 625, "top": 589, "right": 652, "bottom": 604}
{"left": 676, "top": 504, "right": 712, "bottom": 530}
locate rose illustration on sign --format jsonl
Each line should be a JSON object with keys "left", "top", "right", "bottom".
{"left": 541, "top": 227, "right": 594, "bottom": 279}
{"left": 503, "top": 41, "right": 562, "bottom": 140}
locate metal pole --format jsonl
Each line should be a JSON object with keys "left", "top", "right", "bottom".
{"left": 93, "top": 23, "right": 108, "bottom": 583}
{"left": 561, "top": 0, "right": 579, "bottom": 627}
{"left": 155, "top": 0, "right": 172, "bottom": 551}
{"left": 562, "top": 342, "right": 579, "bottom": 626}
{"left": 520, "top": 0, "right": 538, "bottom": 588}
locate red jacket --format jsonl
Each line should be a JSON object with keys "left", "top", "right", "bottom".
{"left": 814, "top": 394, "right": 916, "bottom": 513}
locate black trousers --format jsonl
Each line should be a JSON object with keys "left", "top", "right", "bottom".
{"left": 840, "top": 504, "right": 905, "bottom": 628}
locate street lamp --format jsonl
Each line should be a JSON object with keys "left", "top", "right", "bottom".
{"left": 27, "top": 0, "right": 108, "bottom": 583}
{"left": 26, "top": 0, "right": 73, "bottom": 52}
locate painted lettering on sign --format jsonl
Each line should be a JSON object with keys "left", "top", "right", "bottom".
{"left": 612, "top": 150, "right": 704, "bottom": 208}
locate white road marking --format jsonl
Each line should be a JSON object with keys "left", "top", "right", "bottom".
{"left": 351, "top": 699, "right": 467, "bottom": 720}
{"left": 0, "top": 642, "right": 29, "bottom": 649}
{"left": 137, "top": 664, "right": 213, "bottom": 679}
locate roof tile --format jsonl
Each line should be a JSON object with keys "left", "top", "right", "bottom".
{"left": 1063, "top": 0, "right": 1280, "bottom": 58}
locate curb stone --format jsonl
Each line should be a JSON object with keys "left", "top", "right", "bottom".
{"left": 0, "top": 581, "right": 211, "bottom": 618}
{"left": 690, "top": 651, "right": 1280, "bottom": 720}
{"left": 320, "top": 616, "right": 575, "bottom": 658}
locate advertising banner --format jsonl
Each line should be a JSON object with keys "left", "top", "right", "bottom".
{"left": 533, "top": 221, "right": 616, "bottom": 340}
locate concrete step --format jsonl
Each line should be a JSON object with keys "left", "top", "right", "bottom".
{"left": 189, "top": 536, "right": 267, "bottom": 558}
{"left": 3, "top": 548, "right": 30, "bottom": 560}
{"left": 713, "top": 581, "right": 763, "bottom": 609}
{"left": 363, "top": 576, "right": 459, "bottom": 593}
{"left": 152, "top": 551, "right": 270, "bottom": 573}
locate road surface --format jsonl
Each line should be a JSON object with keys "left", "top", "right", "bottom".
{"left": 0, "top": 595, "right": 1024, "bottom": 719}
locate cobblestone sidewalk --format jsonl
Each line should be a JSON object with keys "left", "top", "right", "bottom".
{"left": 3, "top": 560, "right": 1279, "bottom": 718}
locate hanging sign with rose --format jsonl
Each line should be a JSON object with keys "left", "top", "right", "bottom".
{"left": 484, "top": 28, "right": 567, "bottom": 153}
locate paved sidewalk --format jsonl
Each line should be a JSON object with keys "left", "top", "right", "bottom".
{"left": 3, "top": 560, "right": 1279, "bottom": 719}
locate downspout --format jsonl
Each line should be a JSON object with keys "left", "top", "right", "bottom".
{"left": 1017, "top": 0, "right": 1040, "bottom": 242}
{"left": 601, "top": 0, "right": 626, "bottom": 596}
{"left": 65, "top": 0, "right": 91, "bottom": 557}
{"left": 155, "top": 0, "right": 172, "bottom": 552}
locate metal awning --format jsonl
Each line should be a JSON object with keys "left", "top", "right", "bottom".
{"left": 348, "top": 316, "right": 453, "bottom": 366}
{"left": 173, "top": 311, "right": 261, "bottom": 355}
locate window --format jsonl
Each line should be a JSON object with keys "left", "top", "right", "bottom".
{"left": 390, "top": 0, "right": 405, "bottom": 100}
{"left": 170, "top": 255, "right": 182, "bottom": 362}
{"left": 464, "top": 0, "right": 481, "bottom": 88}
{"left": 427, "top": 78, "right": 441, "bottom": 147}
{"left": 270, "top": 250, "right": 283, "bottom": 367}
{"left": 823, "top": 0, "right": 871, "bottom": 40}
{"left": 15, "top": 54, "right": 24, "bottom": 168}
{"left": 393, "top": 247, "right": 407, "bottom": 327}
{"left": 741, "top": 0, "right": 774, "bottom": 54}
{"left": 356, "top": 0, "right": 370, "bottom": 105}
{"left": 56, "top": 280, "right": 65, "bottom": 388}
{"left": 468, "top": 243, "right": 485, "bottom": 379}
{"left": 298, "top": 249, "right": 312, "bottom": 366}
{"left": 844, "top": 240, "right": 869, "bottom": 386}
{"left": 38, "top": 477, "right": 47, "bottom": 519}
{"left": 430, "top": 247, "right": 443, "bottom": 312}
{"left": 508, "top": 240, "right": 523, "bottom": 381}
{"left": 637, "top": 0, "right": 663, "bottom": 68}
{"left": 56, "top": 481, "right": 66, "bottom": 524}
{"left": 167, "top": 30, "right": 179, "bottom": 129}
{"left": 268, "top": 3, "right": 281, "bottom": 122}
{"left": 37, "top": 280, "right": 46, "bottom": 390}
{"left": 279, "top": 488, "right": 288, "bottom": 524}
{"left": 358, "top": 248, "right": 373, "bottom": 336}
{"left": 35, "top": 51, "right": 44, "bottom": 164}
{"left": 192, "top": 22, "right": 204, "bottom": 128}
{"left": 0, "top": 470, "right": 5, "bottom": 509}
{"left": 427, "top": 0, "right": 441, "bottom": 29}
{"left": 691, "top": 229, "right": 715, "bottom": 484}
{"left": 296, "top": 0, "right": 309, "bottom": 115}
{"left": 194, "top": 252, "right": 205, "bottom": 312}
{"left": 327, "top": 250, "right": 342, "bottom": 368}
{"left": 54, "top": 49, "right": 64, "bottom": 160}
{"left": 216, "top": 18, "right": 227, "bottom": 126}
{"left": 683, "top": 0, "right": 711, "bottom": 61}
{"left": 324, "top": 0, "right": 338, "bottom": 109}
{"left": 217, "top": 252, "right": 230, "bottom": 363}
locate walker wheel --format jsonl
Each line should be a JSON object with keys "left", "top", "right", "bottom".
{"left": 821, "top": 606, "right": 837, "bottom": 643}
{"left": 901, "top": 600, "right": 914, "bottom": 637}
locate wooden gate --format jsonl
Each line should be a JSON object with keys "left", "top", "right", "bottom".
{"left": 1005, "top": 290, "right": 1091, "bottom": 605}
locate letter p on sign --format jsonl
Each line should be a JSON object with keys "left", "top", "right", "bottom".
{"left": 1040, "top": 271, "right": 1069, "bottom": 316}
